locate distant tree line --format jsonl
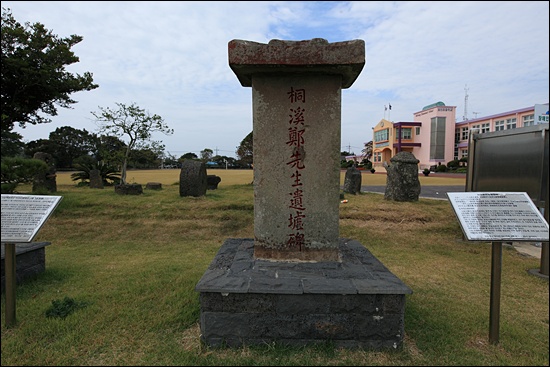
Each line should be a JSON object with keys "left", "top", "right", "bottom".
{"left": 1, "top": 7, "right": 253, "bottom": 193}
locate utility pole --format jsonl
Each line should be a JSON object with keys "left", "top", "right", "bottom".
{"left": 463, "top": 85, "right": 469, "bottom": 121}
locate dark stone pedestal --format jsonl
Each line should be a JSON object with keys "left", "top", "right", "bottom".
{"left": 195, "top": 238, "right": 412, "bottom": 349}
{"left": 1, "top": 242, "right": 51, "bottom": 293}
{"left": 115, "top": 183, "right": 143, "bottom": 195}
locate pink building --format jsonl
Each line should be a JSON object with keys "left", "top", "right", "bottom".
{"left": 454, "top": 104, "right": 547, "bottom": 159}
{"left": 371, "top": 102, "right": 548, "bottom": 171}
{"left": 372, "top": 101, "right": 457, "bottom": 170}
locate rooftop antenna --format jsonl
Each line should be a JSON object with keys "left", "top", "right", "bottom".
{"left": 463, "top": 84, "right": 469, "bottom": 121}
{"left": 472, "top": 112, "right": 480, "bottom": 118}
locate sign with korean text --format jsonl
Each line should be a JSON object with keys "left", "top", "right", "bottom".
{"left": 447, "top": 192, "right": 549, "bottom": 242}
{"left": 1, "top": 194, "right": 63, "bottom": 243}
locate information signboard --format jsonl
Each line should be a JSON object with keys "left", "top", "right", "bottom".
{"left": 447, "top": 192, "right": 549, "bottom": 242}
{"left": 1, "top": 194, "right": 63, "bottom": 243}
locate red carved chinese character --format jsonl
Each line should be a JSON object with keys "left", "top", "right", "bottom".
{"left": 288, "top": 87, "right": 306, "bottom": 103}
{"left": 291, "top": 170, "right": 303, "bottom": 186}
{"left": 287, "top": 148, "right": 305, "bottom": 170}
{"left": 286, "top": 232, "right": 305, "bottom": 250}
{"left": 289, "top": 107, "right": 305, "bottom": 125}
{"left": 288, "top": 211, "right": 305, "bottom": 230}
{"left": 289, "top": 189, "right": 305, "bottom": 210}
{"left": 286, "top": 127, "right": 305, "bottom": 148}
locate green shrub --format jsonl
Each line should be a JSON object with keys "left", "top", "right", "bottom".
{"left": 1, "top": 157, "right": 49, "bottom": 193}
{"left": 71, "top": 161, "right": 121, "bottom": 186}
{"left": 45, "top": 297, "right": 90, "bottom": 319}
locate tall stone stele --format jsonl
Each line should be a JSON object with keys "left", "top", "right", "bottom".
{"left": 196, "top": 38, "right": 413, "bottom": 349}
{"left": 229, "top": 38, "right": 365, "bottom": 261}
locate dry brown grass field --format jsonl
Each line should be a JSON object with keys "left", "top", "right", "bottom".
{"left": 55, "top": 168, "right": 466, "bottom": 187}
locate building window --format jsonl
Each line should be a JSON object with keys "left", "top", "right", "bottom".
{"left": 416, "top": 127, "right": 421, "bottom": 135}
{"left": 495, "top": 120, "right": 505, "bottom": 131}
{"left": 481, "top": 123, "right": 490, "bottom": 133}
{"left": 506, "top": 118, "right": 516, "bottom": 129}
{"left": 430, "top": 117, "right": 446, "bottom": 160}
{"left": 373, "top": 152, "right": 382, "bottom": 162}
{"left": 374, "top": 129, "right": 389, "bottom": 142}
{"left": 461, "top": 149, "right": 468, "bottom": 158}
{"left": 523, "top": 114, "right": 534, "bottom": 127}
{"left": 471, "top": 124, "right": 480, "bottom": 132}
{"left": 461, "top": 127, "right": 468, "bottom": 140}
{"left": 398, "top": 128, "right": 412, "bottom": 139}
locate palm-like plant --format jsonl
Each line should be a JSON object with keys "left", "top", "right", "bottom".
{"left": 71, "top": 161, "right": 121, "bottom": 186}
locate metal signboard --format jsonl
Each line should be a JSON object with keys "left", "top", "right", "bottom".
{"left": 447, "top": 192, "right": 549, "bottom": 242}
{"left": 1, "top": 194, "right": 62, "bottom": 243}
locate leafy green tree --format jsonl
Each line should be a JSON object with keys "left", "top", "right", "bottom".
{"left": 95, "top": 134, "right": 126, "bottom": 167}
{"left": 92, "top": 102, "right": 173, "bottom": 185}
{"left": 24, "top": 138, "right": 60, "bottom": 161}
{"left": 162, "top": 152, "right": 178, "bottom": 168}
{"left": 1, "top": 157, "right": 48, "bottom": 193}
{"left": 129, "top": 148, "right": 162, "bottom": 169}
{"left": 1, "top": 7, "right": 98, "bottom": 133}
{"left": 200, "top": 148, "right": 213, "bottom": 162}
{"left": 48, "top": 126, "right": 98, "bottom": 168}
{"left": 1, "top": 130, "right": 24, "bottom": 158}
{"left": 180, "top": 152, "right": 198, "bottom": 160}
{"left": 236, "top": 131, "right": 253, "bottom": 167}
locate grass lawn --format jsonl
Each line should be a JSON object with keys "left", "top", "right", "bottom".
{"left": 1, "top": 169, "right": 547, "bottom": 366}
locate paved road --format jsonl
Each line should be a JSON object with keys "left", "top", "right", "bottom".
{"left": 360, "top": 185, "right": 466, "bottom": 200}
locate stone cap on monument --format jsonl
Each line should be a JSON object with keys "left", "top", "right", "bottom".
{"left": 228, "top": 38, "right": 365, "bottom": 88}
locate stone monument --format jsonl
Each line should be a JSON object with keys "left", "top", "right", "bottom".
{"left": 196, "top": 38, "right": 412, "bottom": 349}
{"left": 179, "top": 160, "right": 207, "bottom": 197}
{"left": 384, "top": 152, "right": 421, "bottom": 202}
{"left": 343, "top": 165, "right": 362, "bottom": 195}
{"left": 89, "top": 169, "right": 104, "bottom": 189}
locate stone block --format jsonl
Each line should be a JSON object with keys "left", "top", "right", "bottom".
{"left": 1, "top": 242, "right": 51, "bottom": 293}
{"left": 146, "top": 182, "right": 162, "bottom": 190}
{"left": 196, "top": 238, "right": 412, "bottom": 349}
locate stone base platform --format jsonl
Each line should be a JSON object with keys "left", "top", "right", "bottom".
{"left": 195, "top": 238, "right": 412, "bottom": 349}
{"left": 1, "top": 241, "right": 51, "bottom": 293}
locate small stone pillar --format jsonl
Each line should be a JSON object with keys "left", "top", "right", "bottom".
{"left": 384, "top": 152, "right": 421, "bottom": 201}
{"left": 343, "top": 165, "right": 362, "bottom": 195}
{"left": 179, "top": 160, "right": 207, "bottom": 197}
{"left": 89, "top": 169, "right": 104, "bottom": 189}
{"left": 32, "top": 152, "right": 56, "bottom": 193}
{"left": 229, "top": 38, "right": 365, "bottom": 261}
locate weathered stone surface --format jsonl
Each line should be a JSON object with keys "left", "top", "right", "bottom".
{"left": 114, "top": 183, "right": 143, "bottom": 195}
{"left": 251, "top": 75, "right": 342, "bottom": 261}
{"left": 229, "top": 38, "right": 365, "bottom": 88}
{"left": 343, "top": 165, "right": 362, "bottom": 194}
{"left": 196, "top": 238, "right": 412, "bottom": 349}
{"left": 89, "top": 169, "right": 104, "bottom": 189}
{"left": 384, "top": 152, "right": 421, "bottom": 201}
{"left": 207, "top": 175, "right": 221, "bottom": 190}
{"left": 179, "top": 160, "right": 207, "bottom": 197}
{"left": 146, "top": 182, "right": 162, "bottom": 190}
{"left": 1, "top": 242, "right": 51, "bottom": 293}
{"left": 32, "top": 152, "right": 56, "bottom": 193}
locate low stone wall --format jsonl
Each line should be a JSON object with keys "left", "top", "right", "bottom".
{"left": 1, "top": 242, "right": 51, "bottom": 293}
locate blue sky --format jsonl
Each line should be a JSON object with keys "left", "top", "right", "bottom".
{"left": 4, "top": 1, "right": 549, "bottom": 158}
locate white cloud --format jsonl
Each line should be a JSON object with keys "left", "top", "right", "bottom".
{"left": 4, "top": 1, "right": 548, "bottom": 157}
